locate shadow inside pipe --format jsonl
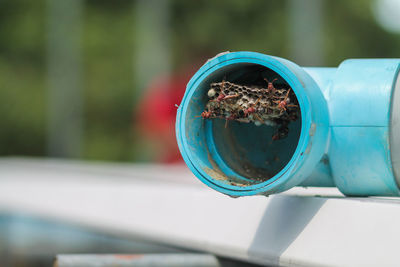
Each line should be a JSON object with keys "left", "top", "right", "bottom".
{"left": 248, "top": 195, "right": 327, "bottom": 266}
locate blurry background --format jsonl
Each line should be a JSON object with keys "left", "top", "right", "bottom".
{"left": 2, "top": 0, "right": 400, "bottom": 164}
{"left": 1, "top": 0, "right": 400, "bottom": 266}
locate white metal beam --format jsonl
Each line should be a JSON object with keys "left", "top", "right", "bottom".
{"left": 0, "top": 158, "right": 399, "bottom": 266}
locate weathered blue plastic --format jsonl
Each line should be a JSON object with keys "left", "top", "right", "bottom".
{"left": 176, "top": 52, "right": 400, "bottom": 197}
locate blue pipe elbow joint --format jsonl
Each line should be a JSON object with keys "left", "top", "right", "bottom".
{"left": 176, "top": 52, "right": 400, "bottom": 197}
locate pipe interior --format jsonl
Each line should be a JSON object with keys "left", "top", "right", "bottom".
{"left": 184, "top": 63, "right": 302, "bottom": 186}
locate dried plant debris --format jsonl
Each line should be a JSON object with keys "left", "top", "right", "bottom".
{"left": 200, "top": 79, "right": 299, "bottom": 140}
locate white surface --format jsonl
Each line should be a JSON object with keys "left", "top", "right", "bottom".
{"left": 0, "top": 158, "right": 399, "bottom": 266}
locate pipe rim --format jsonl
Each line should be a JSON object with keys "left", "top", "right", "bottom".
{"left": 176, "top": 52, "right": 312, "bottom": 196}
{"left": 390, "top": 67, "right": 400, "bottom": 187}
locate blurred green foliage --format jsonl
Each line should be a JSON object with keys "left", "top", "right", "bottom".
{"left": 0, "top": 1, "right": 46, "bottom": 156}
{"left": 0, "top": 0, "right": 399, "bottom": 161}
{"left": 83, "top": 0, "right": 135, "bottom": 161}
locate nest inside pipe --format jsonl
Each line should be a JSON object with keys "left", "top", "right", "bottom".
{"left": 200, "top": 80, "right": 300, "bottom": 140}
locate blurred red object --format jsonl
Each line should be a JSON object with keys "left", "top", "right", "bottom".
{"left": 136, "top": 72, "right": 189, "bottom": 163}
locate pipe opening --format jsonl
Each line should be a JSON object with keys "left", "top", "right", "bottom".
{"left": 184, "top": 63, "right": 302, "bottom": 187}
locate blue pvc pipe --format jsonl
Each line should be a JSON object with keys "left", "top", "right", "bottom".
{"left": 176, "top": 52, "right": 400, "bottom": 197}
